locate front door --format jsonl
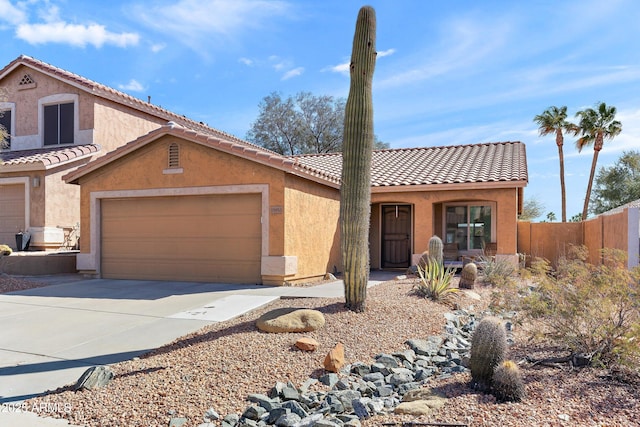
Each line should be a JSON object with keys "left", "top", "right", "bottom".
{"left": 381, "top": 205, "right": 412, "bottom": 268}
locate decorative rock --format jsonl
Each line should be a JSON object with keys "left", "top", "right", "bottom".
{"left": 394, "top": 398, "right": 445, "bottom": 416}
{"left": 213, "top": 310, "right": 497, "bottom": 427}
{"left": 74, "top": 366, "right": 114, "bottom": 391}
{"left": 352, "top": 398, "right": 370, "bottom": 419}
{"left": 256, "top": 308, "right": 325, "bottom": 333}
{"left": 203, "top": 408, "right": 220, "bottom": 422}
{"left": 275, "top": 412, "right": 301, "bottom": 426}
{"left": 281, "top": 382, "right": 300, "bottom": 401}
{"left": 295, "top": 337, "right": 319, "bottom": 352}
{"left": 168, "top": 418, "right": 187, "bottom": 427}
{"left": 221, "top": 414, "right": 239, "bottom": 427}
{"left": 324, "top": 342, "right": 345, "bottom": 373}
{"left": 241, "top": 405, "right": 267, "bottom": 421}
{"left": 319, "top": 373, "right": 339, "bottom": 387}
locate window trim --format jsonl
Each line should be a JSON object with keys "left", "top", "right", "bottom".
{"left": 0, "top": 102, "right": 15, "bottom": 149}
{"left": 38, "top": 94, "right": 79, "bottom": 147}
{"left": 443, "top": 201, "right": 496, "bottom": 253}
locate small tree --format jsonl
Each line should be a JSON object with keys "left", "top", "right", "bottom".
{"left": 591, "top": 150, "right": 640, "bottom": 215}
{"left": 246, "top": 91, "right": 389, "bottom": 155}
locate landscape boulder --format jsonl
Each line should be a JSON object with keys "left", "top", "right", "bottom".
{"left": 295, "top": 337, "right": 319, "bottom": 352}
{"left": 256, "top": 308, "right": 325, "bottom": 333}
{"left": 74, "top": 366, "right": 114, "bottom": 391}
{"left": 324, "top": 342, "right": 345, "bottom": 373}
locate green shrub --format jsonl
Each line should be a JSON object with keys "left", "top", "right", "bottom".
{"left": 412, "top": 257, "right": 458, "bottom": 303}
{"left": 492, "top": 360, "right": 525, "bottom": 402}
{"left": 521, "top": 246, "right": 640, "bottom": 368}
{"left": 470, "top": 316, "right": 508, "bottom": 391}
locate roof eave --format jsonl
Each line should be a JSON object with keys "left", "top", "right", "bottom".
{"left": 371, "top": 180, "right": 528, "bottom": 193}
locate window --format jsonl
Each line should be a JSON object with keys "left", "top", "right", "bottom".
{"left": 44, "top": 102, "right": 74, "bottom": 145}
{"left": 0, "top": 109, "right": 10, "bottom": 149}
{"left": 445, "top": 204, "right": 494, "bottom": 251}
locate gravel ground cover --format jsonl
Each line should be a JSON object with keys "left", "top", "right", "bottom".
{"left": 2, "top": 274, "right": 638, "bottom": 427}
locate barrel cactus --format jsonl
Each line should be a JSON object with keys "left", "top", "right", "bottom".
{"left": 470, "top": 316, "right": 508, "bottom": 391}
{"left": 459, "top": 262, "right": 478, "bottom": 289}
{"left": 428, "top": 235, "right": 443, "bottom": 265}
{"left": 492, "top": 360, "right": 525, "bottom": 402}
{"left": 340, "top": 5, "right": 376, "bottom": 312}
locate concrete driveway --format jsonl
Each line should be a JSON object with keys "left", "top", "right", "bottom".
{"left": 0, "top": 275, "right": 288, "bottom": 403}
{"left": 0, "top": 271, "right": 399, "bottom": 405}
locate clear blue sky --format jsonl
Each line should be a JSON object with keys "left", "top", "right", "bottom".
{"left": 2, "top": 0, "right": 639, "bottom": 220}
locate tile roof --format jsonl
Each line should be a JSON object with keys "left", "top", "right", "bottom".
{"left": 0, "top": 55, "right": 270, "bottom": 154}
{"left": 63, "top": 123, "right": 342, "bottom": 187}
{"left": 292, "top": 141, "right": 528, "bottom": 187}
{"left": 1, "top": 144, "right": 100, "bottom": 168}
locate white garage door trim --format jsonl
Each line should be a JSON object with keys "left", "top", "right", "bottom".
{"left": 78, "top": 184, "right": 269, "bottom": 275}
{"left": 0, "top": 176, "right": 31, "bottom": 232}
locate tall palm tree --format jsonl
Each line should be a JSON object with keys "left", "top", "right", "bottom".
{"left": 575, "top": 102, "right": 622, "bottom": 220}
{"left": 533, "top": 106, "right": 576, "bottom": 222}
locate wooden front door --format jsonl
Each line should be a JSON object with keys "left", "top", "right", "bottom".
{"left": 382, "top": 205, "right": 412, "bottom": 268}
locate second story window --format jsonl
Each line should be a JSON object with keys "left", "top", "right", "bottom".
{"left": 0, "top": 109, "right": 11, "bottom": 149}
{"left": 44, "top": 102, "right": 74, "bottom": 145}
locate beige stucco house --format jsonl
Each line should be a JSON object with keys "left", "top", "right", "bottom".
{"left": 1, "top": 55, "right": 528, "bottom": 285}
{"left": 0, "top": 55, "right": 247, "bottom": 250}
{"left": 64, "top": 120, "right": 528, "bottom": 285}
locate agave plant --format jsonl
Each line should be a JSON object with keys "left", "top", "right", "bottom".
{"left": 413, "top": 257, "right": 458, "bottom": 302}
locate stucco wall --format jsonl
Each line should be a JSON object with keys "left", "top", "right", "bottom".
{"left": 284, "top": 175, "right": 341, "bottom": 281}
{"left": 93, "top": 99, "right": 167, "bottom": 154}
{"left": 76, "top": 135, "right": 288, "bottom": 265}
{"left": 2, "top": 66, "right": 95, "bottom": 148}
{"left": 370, "top": 186, "right": 520, "bottom": 268}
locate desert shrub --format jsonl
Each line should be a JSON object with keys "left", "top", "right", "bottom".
{"left": 470, "top": 316, "right": 507, "bottom": 391}
{"left": 412, "top": 257, "right": 458, "bottom": 303}
{"left": 492, "top": 360, "right": 525, "bottom": 402}
{"left": 521, "top": 245, "right": 640, "bottom": 367}
{"left": 0, "top": 244, "right": 11, "bottom": 256}
{"left": 480, "top": 255, "right": 517, "bottom": 288}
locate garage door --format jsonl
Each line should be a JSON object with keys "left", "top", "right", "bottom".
{"left": 101, "top": 193, "right": 262, "bottom": 283}
{"left": 0, "top": 184, "right": 25, "bottom": 250}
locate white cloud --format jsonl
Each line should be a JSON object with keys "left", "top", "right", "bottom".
{"left": 131, "top": 0, "right": 291, "bottom": 53}
{"left": 281, "top": 67, "right": 304, "bottom": 80}
{"left": 16, "top": 21, "right": 139, "bottom": 48}
{"left": 377, "top": 48, "right": 396, "bottom": 57}
{"left": 377, "top": 17, "right": 511, "bottom": 89}
{"left": 0, "top": 0, "right": 26, "bottom": 26}
{"left": 239, "top": 57, "right": 253, "bottom": 66}
{"left": 323, "top": 61, "right": 349, "bottom": 75}
{"left": 150, "top": 42, "right": 166, "bottom": 53}
{"left": 118, "top": 79, "right": 145, "bottom": 92}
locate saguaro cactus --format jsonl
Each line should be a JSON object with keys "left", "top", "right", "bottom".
{"left": 340, "top": 5, "right": 377, "bottom": 312}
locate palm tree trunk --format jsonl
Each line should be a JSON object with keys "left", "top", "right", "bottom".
{"left": 582, "top": 149, "right": 600, "bottom": 221}
{"left": 559, "top": 146, "right": 567, "bottom": 222}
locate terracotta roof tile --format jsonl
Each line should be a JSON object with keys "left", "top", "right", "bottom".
{"left": 292, "top": 142, "right": 528, "bottom": 187}
{"left": 0, "top": 144, "right": 100, "bottom": 167}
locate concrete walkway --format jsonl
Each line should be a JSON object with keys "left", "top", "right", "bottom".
{"left": 0, "top": 271, "right": 399, "bottom": 426}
